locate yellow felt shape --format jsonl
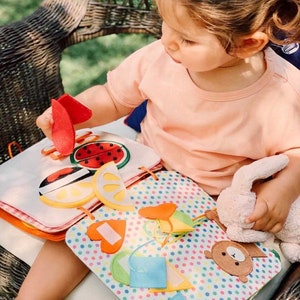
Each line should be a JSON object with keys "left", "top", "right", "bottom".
{"left": 93, "top": 162, "right": 134, "bottom": 211}
{"left": 39, "top": 167, "right": 95, "bottom": 208}
{"left": 159, "top": 211, "right": 194, "bottom": 234}
{"left": 150, "top": 261, "right": 193, "bottom": 292}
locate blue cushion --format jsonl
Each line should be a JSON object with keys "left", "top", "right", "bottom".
{"left": 124, "top": 100, "right": 147, "bottom": 132}
{"left": 271, "top": 43, "right": 300, "bottom": 69}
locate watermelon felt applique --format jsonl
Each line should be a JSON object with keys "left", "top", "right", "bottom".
{"left": 70, "top": 140, "right": 130, "bottom": 171}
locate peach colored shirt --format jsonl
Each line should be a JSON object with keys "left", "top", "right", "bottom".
{"left": 107, "top": 40, "right": 300, "bottom": 195}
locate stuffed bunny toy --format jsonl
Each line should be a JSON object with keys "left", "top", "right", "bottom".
{"left": 217, "top": 154, "right": 300, "bottom": 263}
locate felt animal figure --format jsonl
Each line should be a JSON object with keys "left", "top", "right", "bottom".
{"left": 204, "top": 240, "right": 266, "bottom": 283}
{"left": 204, "top": 210, "right": 267, "bottom": 283}
{"left": 217, "top": 154, "right": 300, "bottom": 263}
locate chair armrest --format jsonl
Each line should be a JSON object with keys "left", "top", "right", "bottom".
{"left": 64, "top": 0, "right": 161, "bottom": 47}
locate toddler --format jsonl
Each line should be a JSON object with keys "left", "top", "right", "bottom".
{"left": 17, "top": 0, "right": 300, "bottom": 299}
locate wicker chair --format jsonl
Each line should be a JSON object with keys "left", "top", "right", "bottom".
{"left": 0, "top": 0, "right": 161, "bottom": 165}
{"left": 1, "top": 1, "right": 299, "bottom": 299}
{"left": 0, "top": 0, "right": 160, "bottom": 298}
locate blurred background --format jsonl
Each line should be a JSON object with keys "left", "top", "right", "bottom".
{"left": 0, "top": 0, "right": 155, "bottom": 96}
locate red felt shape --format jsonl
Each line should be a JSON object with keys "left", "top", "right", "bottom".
{"left": 47, "top": 167, "right": 74, "bottom": 182}
{"left": 138, "top": 203, "right": 177, "bottom": 221}
{"left": 51, "top": 99, "right": 75, "bottom": 156}
{"left": 57, "top": 94, "right": 92, "bottom": 124}
{"left": 87, "top": 220, "right": 126, "bottom": 254}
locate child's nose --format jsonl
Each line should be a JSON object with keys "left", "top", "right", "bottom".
{"left": 161, "top": 23, "right": 179, "bottom": 51}
{"left": 162, "top": 37, "right": 179, "bottom": 52}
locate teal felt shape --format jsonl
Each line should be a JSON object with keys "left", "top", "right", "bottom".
{"left": 171, "top": 292, "right": 186, "bottom": 300}
{"left": 129, "top": 256, "right": 167, "bottom": 288}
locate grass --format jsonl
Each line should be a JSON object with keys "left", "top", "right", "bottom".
{"left": 0, "top": 0, "right": 155, "bottom": 95}
{"left": 60, "top": 34, "right": 154, "bottom": 95}
{"left": 0, "top": 1, "right": 39, "bottom": 24}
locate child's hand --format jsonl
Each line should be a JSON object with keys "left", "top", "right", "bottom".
{"left": 247, "top": 153, "right": 300, "bottom": 234}
{"left": 36, "top": 107, "right": 53, "bottom": 139}
{"left": 245, "top": 180, "right": 291, "bottom": 233}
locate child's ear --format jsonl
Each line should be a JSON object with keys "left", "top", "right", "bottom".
{"left": 234, "top": 32, "right": 269, "bottom": 58}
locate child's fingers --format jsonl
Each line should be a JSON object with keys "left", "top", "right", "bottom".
{"left": 36, "top": 107, "right": 53, "bottom": 139}
{"left": 245, "top": 201, "right": 268, "bottom": 228}
{"left": 246, "top": 201, "right": 284, "bottom": 232}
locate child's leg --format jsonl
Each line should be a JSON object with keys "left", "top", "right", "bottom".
{"left": 16, "top": 240, "right": 89, "bottom": 300}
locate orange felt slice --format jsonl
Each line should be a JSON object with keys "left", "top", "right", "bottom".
{"left": 51, "top": 99, "right": 75, "bottom": 156}
{"left": 138, "top": 203, "right": 177, "bottom": 221}
{"left": 87, "top": 219, "right": 126, "bottom": 254}
{"left": 57, "top": 94, "right": 92, "bottom": 124}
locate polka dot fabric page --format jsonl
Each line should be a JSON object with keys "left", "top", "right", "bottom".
{"left": 66, "top": 171, "right": 281, "bottom": 300}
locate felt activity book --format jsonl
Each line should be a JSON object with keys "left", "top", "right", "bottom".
{"left": 66, "top": 170, "right": 282, "bottom": 300}
{"left": 0, "top": 129, "right": 162, "bottom": 240}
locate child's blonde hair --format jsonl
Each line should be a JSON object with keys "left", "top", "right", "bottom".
{"left": 159, "top": 0, "right": 300, "bottom": 53}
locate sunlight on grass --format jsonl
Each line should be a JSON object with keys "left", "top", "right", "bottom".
{"left": 0, "top": 1, "right": 40, "bottom": 25}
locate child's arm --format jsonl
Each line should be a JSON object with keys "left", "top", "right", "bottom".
{"left": 16, "top": 240, "right": 90, "bottom": 300}
{"left": 246, "top": 153, "right": 300, "bottom": 233}
{"left": 36, "top": 84, "right": 133, "bottom": 138}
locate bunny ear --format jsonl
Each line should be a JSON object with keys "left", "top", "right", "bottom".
{"left": 231, "top": 154, "right": 289, "bottom": 193}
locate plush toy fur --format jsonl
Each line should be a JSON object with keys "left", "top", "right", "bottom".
{"left": 217, "top": 154, "right": 300, "bottom": 263}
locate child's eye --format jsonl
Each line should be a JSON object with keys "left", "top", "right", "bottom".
{"left": 180, "top": 38, "right": 195, "bottom": 45}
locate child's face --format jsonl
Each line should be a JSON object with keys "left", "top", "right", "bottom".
{"left": 157, "top": 0, "right": 241, "bottom": 73}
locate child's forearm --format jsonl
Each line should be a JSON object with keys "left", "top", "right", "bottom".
{"left": 273, "top": 152, "right": 300, "bottom": 204}
{"left": 74, "top": 84, "right": 133, "bottom": 129}
{"left": 36, "top": 84, "right": 133, "bottom": 139}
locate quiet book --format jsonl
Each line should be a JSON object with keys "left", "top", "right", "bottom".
{"left": 0, "top": 128, "right": 161, "bottom": 240}
{"left": 0, "top": 95, "right": 281, "bottom": 299}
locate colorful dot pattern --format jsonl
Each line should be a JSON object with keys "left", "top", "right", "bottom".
{"left": 66, "top": 171, "right": 281, "bottom": 300}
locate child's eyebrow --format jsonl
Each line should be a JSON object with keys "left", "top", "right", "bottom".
{"left": 166, "top": 21, "right": 200, "bottom": 42}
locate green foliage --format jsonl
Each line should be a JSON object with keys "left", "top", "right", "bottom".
{"left": 0, "top": 0, "right": 41, "bottom": 25}
{"left": 0, "top": 0, "right": 155, "bottom": 95}
{"left": 61, "top": 34, "right": 154, "bottom": 95}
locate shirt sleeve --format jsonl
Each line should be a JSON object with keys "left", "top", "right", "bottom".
{"left": 106, "top": 40, "right": 163, "bottom": 108}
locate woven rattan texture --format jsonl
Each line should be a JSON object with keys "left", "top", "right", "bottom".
{"left": 0, "top": 0, "right": 161, "bottom": 165}
{"left": 0, "top": 245, "right": 30, "bottom": 300}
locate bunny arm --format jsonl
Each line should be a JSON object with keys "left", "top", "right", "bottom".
{"left": 280, "top": 243, "right": 300, "bottom": 263}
